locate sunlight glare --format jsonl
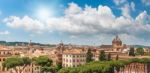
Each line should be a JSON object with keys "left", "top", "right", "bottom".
{"left": 36, "top": 6, "right": 53, "bottom": 20}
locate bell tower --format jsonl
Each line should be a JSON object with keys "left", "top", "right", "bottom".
{"left": 56, "top": 40, "right": 64, "bottom": 53}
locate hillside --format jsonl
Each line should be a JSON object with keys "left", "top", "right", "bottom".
{"left": 0, "top": 41, "right": 56, "bottom": 47}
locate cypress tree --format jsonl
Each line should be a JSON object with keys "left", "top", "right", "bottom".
{"left": 129, "top": 47, "right": 135, "bottom": 56}
{"left": 99, "top": 50, "right": 106, "bottom": 61}
{"left": 107, "top": 53, "right": 111, "bottom": 61}
{"left": 116, "top": 54, "right": 119, "bottom": 60}
{"left": 86, "top": 49, "right": 93, "bottom": 62}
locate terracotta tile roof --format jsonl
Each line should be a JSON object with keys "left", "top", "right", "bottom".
{"left": 63, "top": 49, "right": 86, "bottom": 55}
{"left": 0, "top": 45, "right": 11, "bottom": 50}
{"left": 31, "top": 49, "right": 48, "bottom": 57}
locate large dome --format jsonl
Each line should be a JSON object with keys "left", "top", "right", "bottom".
{"left": 112, "top": 35, "right": 122, "bottom": 44}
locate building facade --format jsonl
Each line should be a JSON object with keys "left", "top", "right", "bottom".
{"left": 62, "top": 49, "right": 86, "bottom": 67}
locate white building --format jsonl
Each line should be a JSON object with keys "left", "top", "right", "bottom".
{"left": 62, "top": 49, "right": 86, "bottom": 67}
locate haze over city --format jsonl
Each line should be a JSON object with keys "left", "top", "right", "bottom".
{"left": 0, "top": 0, "right": 150, "bottom": 45}
{"left": 0, "top": 1, "right": 150, "bottom": 73}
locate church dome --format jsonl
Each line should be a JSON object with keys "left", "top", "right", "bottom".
{"left": 112, "top": 35, "right": 122, "bottom": 44}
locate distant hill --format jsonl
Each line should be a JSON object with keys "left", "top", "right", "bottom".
{"left": 129, "top": 45, "right": 150, "bottom": 48}
{"left": 0, "top": 41, "right": 56, "bottom": 47}
{"left": 1, "top": 41, "right": 150, "bottom": 48}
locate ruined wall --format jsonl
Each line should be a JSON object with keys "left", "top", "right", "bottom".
{"left": 116, "top": 63, "right": 150, "bottom": 73}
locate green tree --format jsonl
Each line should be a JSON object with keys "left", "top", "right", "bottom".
{"left": 33, "top": 56, "right": 53, "bottom": 73}
{"left": 3, "top": 57, "right": 31, "bottom": 73}
{"left": 86, "top": 49, "right": 93, "bottom": 62}
{"left": 56, "top": 62, "right": 62, "bottom": 71}
{"left": 58, "top": 68, "right": 72, "bottom": 73}
{"left": 99, "top": 50, "right": 106, "bottom": 61}
{"left": 136, "top": 47, "right": 144, "bottom": 56}
{"left": 58, "top": 58, "right": 150, "bottom": 73}
{"left": 129, "top": 47, "right": 135, "bottom": 56}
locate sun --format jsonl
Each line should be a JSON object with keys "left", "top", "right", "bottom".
{"left": 36, "top": 6, "right": 53, "bottom": 20}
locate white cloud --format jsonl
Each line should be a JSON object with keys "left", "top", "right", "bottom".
{"left": 3, "top": 3, "right": 150, "bottom": 45}
{"left": 3, "top": 15, "right": 45, "bottom": 34}
{"left": 113, "top": 0, "right": 127, "bottom": 5}
{"left": 120, "top": 2, "right": 136, "bottom": 18}
{"left": 121, "top": 3, "right": 131, "bottom": 18}
{"left": 142, "top": 0, "right": 150, "bottom": 6}
{"left": 135, "top": 11, "right": 150, "bottom": 25}
{"left": 0, "top": 31, "right": 10, "bottom": 35}
{"left": 130, "top": 2, "right": 135, "bottom": 11}
{"left": 65, "top": 2, "right": 82, "bottom": 15}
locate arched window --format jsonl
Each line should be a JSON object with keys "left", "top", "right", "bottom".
{"left": 73, "top": 59, "right": 75, "bottom": 62}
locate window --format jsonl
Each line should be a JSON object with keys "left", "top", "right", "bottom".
{"left": 81, "top": 55, "right": 83, "bottom": 57}
{"left": 73, "top": 65, "right": 75, "bottom": 67}
{"left": 82, "top": 55, "right": 84, "bottom": 57}
{"left": 70, "top": 59, "right": 71, "bottom": 63}
{"left": 83, "top": 59, "right": 85, "bottom": 62}
{"left": 66, "top": 64, "right": 68, "bottom": 67}
{"left": 73, "top": 55, "right": 75, "bottom": 58}
{"left": 77, "top": 59, "right": 79, "bottom": 62}
{"left": 63, "top": 59, "right": 65, "bottom": 61}
{"left": 73, "top": 59, "right": 75, "bottom": 62}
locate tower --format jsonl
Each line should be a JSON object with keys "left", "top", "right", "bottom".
{"left": 27, "top": 40, "right": 34, "bottom": 57}
{"left": 56, "top": 40, "right": 64, "bottom": 53}
{"left": 28, "top": 40, "right": 32, "bottom": 46}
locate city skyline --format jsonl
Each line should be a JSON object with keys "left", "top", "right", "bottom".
{"left": 0, "top": 0, "right": 150, "bottom": 45}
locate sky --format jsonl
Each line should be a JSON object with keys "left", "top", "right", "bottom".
{"left": 0, "top": 0, "right": 150, "bottom": 46}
